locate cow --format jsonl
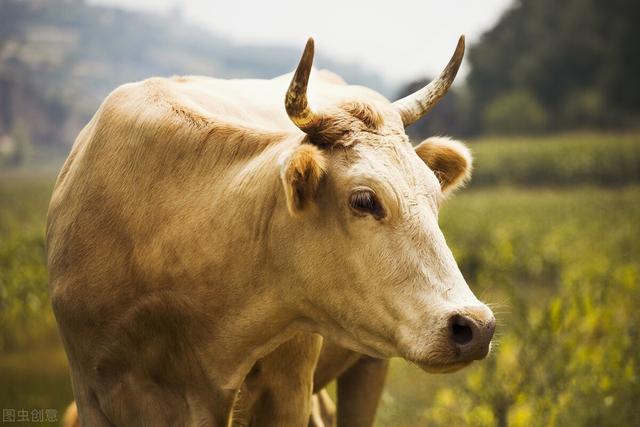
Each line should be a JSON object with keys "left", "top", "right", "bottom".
{"left": 47, "top": 35, "right": 495, "bottom": 427}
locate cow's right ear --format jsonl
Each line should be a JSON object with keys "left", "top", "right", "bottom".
{"left": 280, "top": 144, "right": 327, "bottom": 215}
{"left": 414, "top": 137, "right": 472, "bottom": 194}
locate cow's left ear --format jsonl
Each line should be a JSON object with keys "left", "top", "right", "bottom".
{"left": 280, "top": 144, "right": 327, "bottom": 215}
{"left": 415, "top": 137, "right": 472, "bottom": 194}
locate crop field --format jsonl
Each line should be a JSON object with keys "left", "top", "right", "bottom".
{"left": 1, "top": 134, "right": 638, "bottom": 426}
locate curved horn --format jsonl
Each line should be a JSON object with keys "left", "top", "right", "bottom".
{"left": 393, "top": 35, "right": 465, "bottom": 127}
{"left": 285, "top": 38, "right": 320, "bottom": 132}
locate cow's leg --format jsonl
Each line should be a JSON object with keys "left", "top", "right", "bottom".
{"left": 309, "top": 354, "right": 388, "bottom": 427}
{"left": 308, "top": 389, "right": 336, "bottom": 427}
{"left": 231, "top": 332, "right": 323, "bottom": 427}
{"left": 336, "top": 356, "right": 388, "bottom": 427}
{"left": 70, "top": 373, "right": 115, "bottom": 427}
{"left": 62, "top": 402, "right": 80, "bottom": 427}
{"left": 313, "top": 342, "right": 363, "bottom": 391}
{"left": 74, "top": 395, "right": 114, "bottom": 427}
{"left": 65, "top": 342, "right": 237, "bottom": 427}
{"left": 312, "top": 341, "right": 388, "bottom": 427}
{"left": 63, "top": 381, "right": 235, "bottom": 427}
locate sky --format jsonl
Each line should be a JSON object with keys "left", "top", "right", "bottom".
{"left": 88, "top": 0, "right": 514, "bottom": 86}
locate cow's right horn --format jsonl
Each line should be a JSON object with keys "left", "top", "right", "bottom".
{"left": 393, "top": 35, "right": 465, "bottom": 127}
{"left": 285, "top": 38, "right": 320, "bottom": 132}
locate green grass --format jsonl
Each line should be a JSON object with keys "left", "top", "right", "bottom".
{"left": 1, "top": 134, "right": 639, "bottom": 426}
{"left": 0, "top": 171, "right": 57, "bottom": 352}
{"left": 0, "top": 348, "right": 73, "bottom": 426}
{"left": 468, "top": 133, "right": 640, "bottom": 187}
{"left": 0, "top": 170, "right": 71, "bottom": 426}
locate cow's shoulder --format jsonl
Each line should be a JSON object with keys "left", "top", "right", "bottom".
{"left": 96, "top": 77, "right": 219, "bottom": 135}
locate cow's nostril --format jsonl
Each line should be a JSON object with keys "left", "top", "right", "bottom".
{"left": 450, "top": 315, "right": 474, "bottom": 345}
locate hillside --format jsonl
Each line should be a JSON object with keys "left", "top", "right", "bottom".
{"left": 0, "top": 0, "right": 388, "bottom": 156}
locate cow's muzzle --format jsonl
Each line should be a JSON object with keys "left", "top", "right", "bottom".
{"left": 448, "top": 306, "right": 496, "bottom": 362}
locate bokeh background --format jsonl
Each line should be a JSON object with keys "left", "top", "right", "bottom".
{"left": 1, "top": 0, "right": 639, "bottom": 426}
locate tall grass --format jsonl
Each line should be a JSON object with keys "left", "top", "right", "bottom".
{"left": 468, "top": 133, "right": 640, "bottom": 187}
{"left": 0, "top": 172, "right": 56, "bottom": 351}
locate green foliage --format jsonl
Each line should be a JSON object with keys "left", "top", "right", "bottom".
{"left": 0, "top": 348, "right": 73, "bottom": 426}
{"left": 400, "top": 0, "right": 640, "bottom": 137}
{"left": 561, "top": 89, "right": 605, "bottom": 128}
{"left": 467, "top": 0, "right": 640, "bottom": 133}
{"left": 468, "top": 133, "right": 640, "bottom": 187}
{"left": 484, "top": 91, "right": 547, "bottom": 135}
{"left": 0, "top": 172, "right": 56, "bottom": 351}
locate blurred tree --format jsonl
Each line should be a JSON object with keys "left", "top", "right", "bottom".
{"left": 401, "top": 0, "right": 640, "bottom": 138}
{"left": 467, "top": 0, "right": 640, "bottom": 133}
{"left": 484, "top": 91, "right": 547, "bottom": 135}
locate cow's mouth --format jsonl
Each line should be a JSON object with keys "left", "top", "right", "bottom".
{"left": 415, "top": 360, "right": 472, "bottom": 374}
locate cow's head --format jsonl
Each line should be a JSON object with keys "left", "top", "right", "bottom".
{"left": 277, "top": 37, "right": 494, "bottom": 373}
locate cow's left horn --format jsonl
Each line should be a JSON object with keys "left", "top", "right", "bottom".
{"left": 286, "top": 38, "right": 320, "bottom": 132}
{"left": 393, "top": 35, "right": 465, "bottom": 127}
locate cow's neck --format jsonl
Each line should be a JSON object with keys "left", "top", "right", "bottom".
{"left": 189, "top": 134, "right": 305, "bottom": 390}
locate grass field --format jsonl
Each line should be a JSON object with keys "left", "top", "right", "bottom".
{"left": 469, "top": 133, "right": 640, "bottom": 187}
{"left": 1, "top": 134, "right": 639, "bottom": 426}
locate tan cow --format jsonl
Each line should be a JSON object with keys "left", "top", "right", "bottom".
{"left": 47, "top": 36, "right": 494, "bottom": 427}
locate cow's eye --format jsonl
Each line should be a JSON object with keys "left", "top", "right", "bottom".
{"left": 349, "top": 189, "right": 385, "bottom": 219}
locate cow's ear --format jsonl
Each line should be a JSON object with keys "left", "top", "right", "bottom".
{"left": 280, "top": 144, "right": 327, "bottom": 215}
{"left": 415, "top": 137, "right": 472, "bottom": 194}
